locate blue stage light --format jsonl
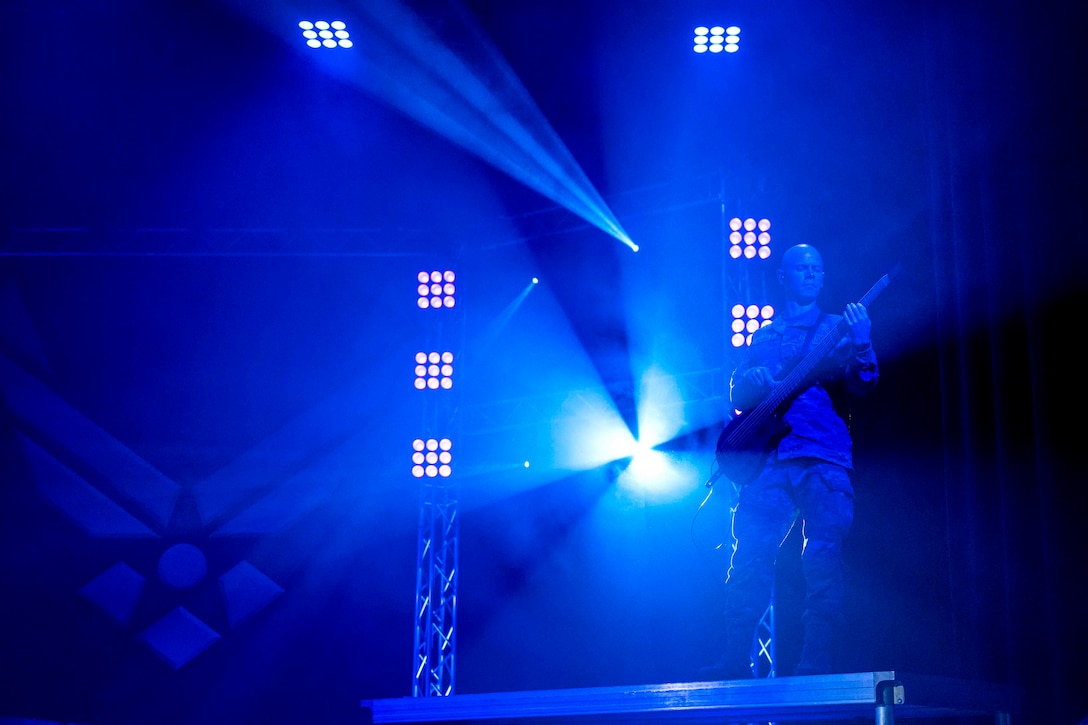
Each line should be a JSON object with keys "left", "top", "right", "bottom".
{"left": 694, "top": 25, "right": 740, "bottom": 54}
{"left": 412, "top": 438, "right": 452, "bottom": 478}
{"left": 298, "top": 20, "right": 353, "bottom": 48}
{"left": 417, "top": 270, "right": 456, "bottom": 309}
{"left": 730, "top": 302, "right": 774, "bottom": 348}
{"left": 728, "top": 217, "right": 772, "bottom": 259}
{"left": 415, "top": 351, "right": 454, "bottom": 390}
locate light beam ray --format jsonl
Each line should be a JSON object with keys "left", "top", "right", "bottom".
{"left": 221, "top": 0, "right": 635, "bottom": 250}
{"left": 475, "top": 278, "right": 537, "bottom": 355}
{"left": 350, "top": 0, "right": 634, "bottom": 249}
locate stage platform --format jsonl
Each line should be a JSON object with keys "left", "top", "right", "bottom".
{"left": 361, "top": 671, "right": 1021, "bottom": 724}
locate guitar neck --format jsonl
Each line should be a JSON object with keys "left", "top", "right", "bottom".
{"left": 761, "top": 318, "right": 846, "bottom": 411}
{"left": 752, "top": 268, "right": 895, "bottom": 416}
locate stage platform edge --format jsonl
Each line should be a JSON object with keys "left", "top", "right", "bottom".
{"left": 361, "top": 671, "right": 1021, "bottom": 724}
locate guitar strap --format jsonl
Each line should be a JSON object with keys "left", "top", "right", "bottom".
{"left": 800, "top": 312, "right": 827, "bottom": 355}
{"left": 772, "top": 312, "right": 827, "bottom": 384}
{"left": 783, "top": 312, "right": 827, "bottom": 373}
{"left": 802, "top": 311, "right": 853, "bottom": 431}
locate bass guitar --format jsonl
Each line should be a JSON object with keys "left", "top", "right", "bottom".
{"left": 710, "top": 265, "right": 899, "bottom": 487}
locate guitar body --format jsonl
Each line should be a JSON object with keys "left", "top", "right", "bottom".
{"left": 715, "top": 411, "right": 791, "bottom": 486}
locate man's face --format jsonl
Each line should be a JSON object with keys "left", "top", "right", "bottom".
{"left": 779, "top": 247, "right": 825, "bottom": 305}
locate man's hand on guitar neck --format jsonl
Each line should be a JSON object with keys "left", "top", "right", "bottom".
{"left": 843, "top": 302, "right": 871, "bottom": 348}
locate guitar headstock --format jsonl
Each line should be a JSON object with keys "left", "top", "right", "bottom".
{"left": 859, "top": 264, "right": 901, "bottom": 307}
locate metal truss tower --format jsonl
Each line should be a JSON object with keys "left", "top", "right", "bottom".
{"left": 716, "top": 174, "right": 780, "bottom": 680}
{"left": 753, "top": 586, "right": 778, "bottom": 678}
{"left": 412, "top": 474, "right": 459, "bottom": 696}
{"left": 411, "top": 267, "right": 464, "bottom": 697}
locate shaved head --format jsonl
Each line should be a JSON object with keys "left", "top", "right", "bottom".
{"left": 780, "top": 244, "right": 823, "bottom": 270}
{"left": 778, "top": 244, "right": 825, "bottom": 307}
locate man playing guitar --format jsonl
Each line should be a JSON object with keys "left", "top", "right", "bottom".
{"left": 707, "top": 243, "right": 880, "bottom": 679}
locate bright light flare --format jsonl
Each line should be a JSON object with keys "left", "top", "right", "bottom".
{"left": 551, "top": 389, "right": 635, "bottom": 472}
{"left": 615, "top": 446, "right": 695, "bottom": 500}
{"left": 550, "top": 368, "right": 702, "bottom": 499}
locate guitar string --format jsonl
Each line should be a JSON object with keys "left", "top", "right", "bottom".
{"left": 723, "top": 276, "right": 890, "bottom": 448}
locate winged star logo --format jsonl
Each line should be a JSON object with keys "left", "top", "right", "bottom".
{"left": 0, "top": 283, "right": 367, "bottom": 668}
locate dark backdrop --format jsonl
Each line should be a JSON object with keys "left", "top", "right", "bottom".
{"left": 2, "top": 0, "right": 1085, "bottom": 724}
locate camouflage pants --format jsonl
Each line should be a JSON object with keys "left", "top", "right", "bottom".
{"left": 722, "top": 457, "right": 854, "bottom": 674}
